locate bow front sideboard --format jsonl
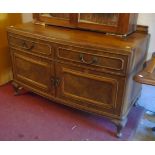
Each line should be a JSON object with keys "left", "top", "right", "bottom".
{"left": 7, "top": 22, "right": 149, "bottom": 137}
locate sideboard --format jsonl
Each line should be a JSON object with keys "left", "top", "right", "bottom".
{"left": 7, "top": 22, "right": 150, "bottom": 137}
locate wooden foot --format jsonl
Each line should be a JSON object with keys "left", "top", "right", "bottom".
{"left": 12, "top": 82, "right": 23, "bottom": 95}
{"left": 112, "top": 118, "right": 127, "bottom": 138}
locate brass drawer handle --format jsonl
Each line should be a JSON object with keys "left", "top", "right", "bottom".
{"left": 22, "top": 41, "right": 34, "bottom": 50}
{"left": 79, "top": 53, "right": 98, "bottom": 65}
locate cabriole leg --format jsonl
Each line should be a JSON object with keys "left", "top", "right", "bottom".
{"left": 116, "top": 123, "right": 123, "bottom": 138}
{"left": 112, "top": 118, "right": 127, "bottom": 138}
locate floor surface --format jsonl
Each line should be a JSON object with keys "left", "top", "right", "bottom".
{"left": 0, "top": 83, "right": 155, "bottom": 140}
{"left": 0, "top": 83, "right": 143, "bottom": 141}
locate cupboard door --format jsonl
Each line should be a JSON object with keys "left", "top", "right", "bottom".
{"left": 11, "top": 50, "right": 55, "bottom": 96}
{"left": 55, "top": 63, "right": 124, "bottom": 115}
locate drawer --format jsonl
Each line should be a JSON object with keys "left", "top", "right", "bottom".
{"left": 56, "top": 45, "right": 129, "bottom": 75}
{"left": 8, "top": 33, "right": 54, "bottom": 58}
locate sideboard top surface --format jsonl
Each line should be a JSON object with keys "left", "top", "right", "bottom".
{"left": 7, "top": 22, "right": 149, "bottom": 52}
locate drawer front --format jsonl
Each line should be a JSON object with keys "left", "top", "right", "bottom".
{"left": 8, "top": 33, "right": 53, "bottom": 58}
{"left": 55, "top": 63, "right": 125, "bottom": 116}
{"left": 56, "top": 45, "right": 129, "bottom": 75}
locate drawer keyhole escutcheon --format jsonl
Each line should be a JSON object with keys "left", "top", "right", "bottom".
{"left": 51, "top": 77, "right": 60, "bottom": 87}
